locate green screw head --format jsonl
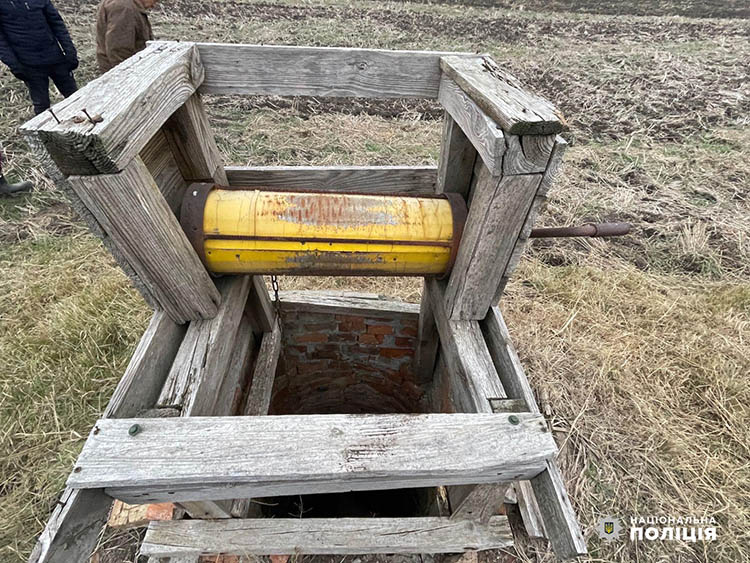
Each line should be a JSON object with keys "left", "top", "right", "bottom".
{"left": 128, "top": 423, "right": 141, "bottom": 436}
{"left": 508, "top": 415, "right": 520, "bottom": 425}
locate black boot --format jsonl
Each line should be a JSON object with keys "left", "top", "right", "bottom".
{"left": 0, "top": 174, "right": 33, "bottom": 196}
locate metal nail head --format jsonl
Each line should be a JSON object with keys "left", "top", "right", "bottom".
{"left": 128, "top": 423, "right": 141, "bottom": 436}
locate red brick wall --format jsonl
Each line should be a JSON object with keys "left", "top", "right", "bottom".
{"left": 270, "top": 307, "right": 423, "bottom": 415}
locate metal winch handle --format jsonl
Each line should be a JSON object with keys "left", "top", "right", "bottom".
{"left": 529, "top": 222, "right": 631, "bottom": 238}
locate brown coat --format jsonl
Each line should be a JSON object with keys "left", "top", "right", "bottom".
{"left": 96, "top": 0, "right": 153, "bottom": 73}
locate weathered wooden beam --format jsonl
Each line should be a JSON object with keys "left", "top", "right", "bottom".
{"left": 278, "top": 290, "right": 419, "bottom": 319}
{"left": 142, "top": 516, "right": 513, "bottom": 556}
{"left": 438, "top": 76, "right": 504, "bottom": 175}
{"left": 246, "top": 275, "right": 275, "bottom": 335}
{"left": 196, "top": 43, "right": 471, "bottom": 98}
{"left": 20, "top": 42, "right": 204, "bottom": 175}
{"left": 440, "top": 56, "right": 564, "bottom": 136}
{"left": 226, "top": 165, "right": 437, "bottom": 194}
{"left": 482, "top": 306, "right": 586, "bottom": 558}
{"left": 156, "top": 276, "right": 252, "bottom": 520}
{"left": 163, "top": 93, "right": 228, "bottom": 184}
{"left": 503, "top": 134, "right": 554, "bottom": 175}
{"left": 444, "top": 160, "right": 542, "bottom": 320}
{"left": 158, "top": 276, "right": 251, "bottom": 416}
{"left": 426, "top": 279, "right": 505, "bottom": 413}
{"left": 214, "top": 316, "right": 256, "bottom": 417}
{"left": 494, "top": 135, "right": 568, "bottom": 301}
{"left": 243, "top": 318, "right": 282, "bottom": 416}
{"left": 68, "top": 414, "right": 556, "bottom": 503}
{"left": 414, "top": 109, "right": 477, "bottom": 384}
{"left": 68, "top": 157, "right": 220, "bottom": 323}
{"left": 139, "top": 130, "right": 189, "bottom": 215}
{"left": 450, "top": 484, "right": 509, "bottom": 524}
{"left": 28, "top": 311, "right": 186, "bottom": 563}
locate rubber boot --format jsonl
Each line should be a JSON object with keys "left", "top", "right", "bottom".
{"left": 0, "top": 174, "right": 33, "bottom": 196}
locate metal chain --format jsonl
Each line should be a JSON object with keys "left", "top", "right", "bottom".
{"left": 270, "top": 274, "right": 281, "bottom": 321}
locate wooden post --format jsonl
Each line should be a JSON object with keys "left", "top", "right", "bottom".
{"left": 68, "top": 157, "right": 220, "bottom": 323}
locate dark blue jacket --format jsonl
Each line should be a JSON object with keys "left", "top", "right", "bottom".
{"left": 0, "top": 0, "right": 77, "bottom": 71}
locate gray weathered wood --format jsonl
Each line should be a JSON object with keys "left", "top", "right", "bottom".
{"left": 450, "top": 484, "right": 509, "bottom": 524}
{"left": 493, "top": 135, "right": 568, "bottom": 303}
{"left": 28, "top": 311, "right": 187, "bottom": 563}
{"left": 438, "top": 76, "right": 504, "bottom": 175}
{"left": 503, "top": 134, "right": 554, "bottom": 175}
{"left": 163, "top": 93, "right": 228, "bottom": 184}
{"left": 197, "top": 43, "right": 471, "bottom": 98}
{"left": 158, "top": 276, "right": 251, "bottom": 416}
{"left": 414, "top": 110, "right": 476, "bottom": 384}
{"left": 156, "top": 277, "right": 251, "bottom": 520}
{"left": 440, "top": 56, "right": 564, "bottom": 136}
{"left": 107, "top": 311, "right": 187, "bottom": 419}
{"left": 279, "top": 291, "right": 419, "bottom": 319}
{"left": 246, "top": 275, "right": 275, "bottom": 335}
{"left": 68, "top": 157, "right": 220, "bottom": 323}
{"left": 243, "top": 318, "right": 282, "bottom": 416}
{"left": 444, "top": 160, "right": 542, "bottom": 320}
{"left": 415, "top": 280, "right": 440, "bottom": 385}
{"left": 142, "top": 516, "right": 513, "bottom": 556}
{"left": 482, "top": 306, "right": 586, "bottom": 557}
{"left": 531, "top": 462, "right": 587, "bottom": 558}
{"left": 69, "top": 414, "right": 556, "bottom": 502}
{"left": 139, "top": 129, "right": 189, "bottom": 214}
{"left": 426, "top": 279, "right": 505, "bottom": 413}
{"left": 226, "top": 165, "right": 437, "bottom": 194}
{"left": 488, "top": 398, "right": 530, "bottom": 413}
{"left": 21, "top": 42, "right": 204, "bottom": 175}
{"left": 215, "top": 316, "right": 256, "bottom": 417}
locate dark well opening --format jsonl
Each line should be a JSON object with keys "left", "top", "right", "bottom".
{"left": 260, "top": 300, "right": 441, "bottom": 518}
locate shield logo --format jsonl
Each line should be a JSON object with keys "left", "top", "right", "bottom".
{"left": 604, "top": 521, "right": 614, "bottom": 534}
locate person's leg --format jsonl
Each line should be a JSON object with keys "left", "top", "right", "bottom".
{"left": 49, "top": 65, "right": 78, "bottom": 98}
{"left": 22, "top": 69, "right": 52, "bottom": 115}
{"left": 0, "top": 144, "right": 33, "bottom": 196}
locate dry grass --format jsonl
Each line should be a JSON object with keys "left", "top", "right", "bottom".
{"left": 0, "top": 0, "right": 748, "bottom": 562}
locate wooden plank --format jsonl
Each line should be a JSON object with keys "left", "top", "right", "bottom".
{"left": 69, "top": 414, "right": 556, "bottom": 502}
{"left": 438, "top": 77, "right": 503, "bottom": 175}
{"left": 28, "top": 311, "right": 186, "bottom": 563}
{"left": 196, "top": 43, "right": 471, "bottom": 98}
{"left": 444, "top": 160, "right": 542, "bottom": 320}
{"left": 503, "top": 134, "right": 554, "bottom": 175}
{"left": 142, "top": 516, "right": 513, "bottom": 556}
{"left": 415, "top": 280, "right": 439, "bottom": 385}
{"left": 163, "top": 93, "right": 228, "bottom": 184}
{"left": 493, "top": 135, "right": 568, "bottom": 303}
{"left": 440, "top": 56, "right": 564, "bottom": 136}
{"left": 68, "top": 157, "right": 220, "bottom": 323}
{"left": 426, "top": 279, "right": 504, "bottom": 413}
{"left": 107, "top": 311, "right": 187, "bottom": 419}
{"left": 243, "top": 318, "right": 282, "bottom": 416}
{"left": 20, "top": 42, "right": 204, "bottom": 175}
{"left": 246, "top": 275, "right": 274, "bottom": 335}
{"left": 226, "top": 165, "right": 437, "bottom": 194}
{"left": 278, "top": 290, "right": 419, "bottom": 319}
{"left": 214, "top": 316, "right": 256, "bottom": 417}
{"left": 450, "top": 484, "right": 509, "bottom": 524}
{"left": 139, "top": 129, "right": 189, "bottom": 214}
{"left": 482, "top": 306, "right": 586, "bottom": 557}
{"left": 158, "top": 276, "right": 252, "bottom": 416}
{"left": 531, "top": 462, "right": 587, "bottom": 558}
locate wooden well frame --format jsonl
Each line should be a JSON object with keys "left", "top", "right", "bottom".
{"left": 22, "top": 42, "right": 586, "bottom": 562}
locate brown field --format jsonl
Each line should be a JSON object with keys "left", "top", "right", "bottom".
{"left": 0, "top": 1, "right": 748, "bottom": 562}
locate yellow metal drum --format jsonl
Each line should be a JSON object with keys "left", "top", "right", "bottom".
{"left": 181, "top": 184, "right": 466, "bottom": 276}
